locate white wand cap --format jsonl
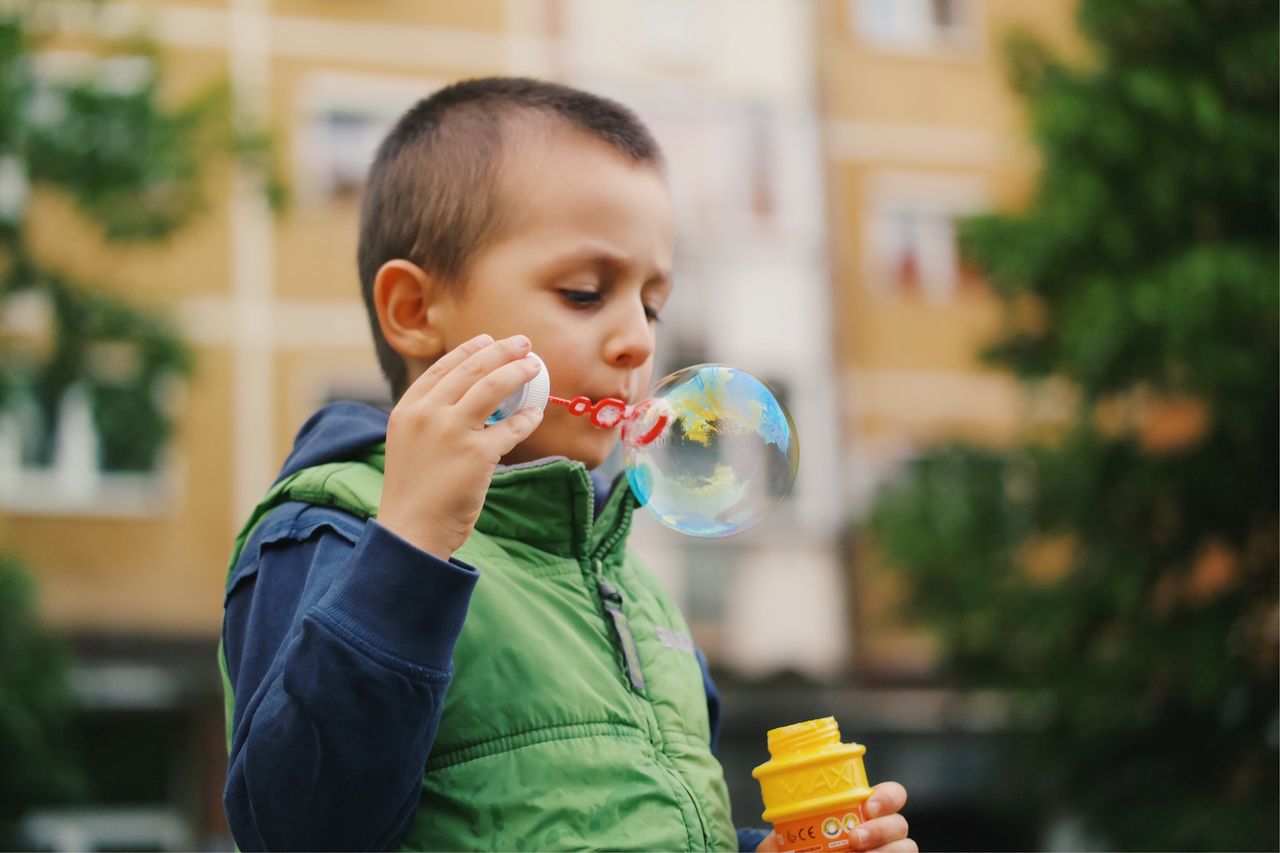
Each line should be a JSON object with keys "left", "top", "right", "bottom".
{"left": 485, "top": 352, "right": 550, "bottom": 425}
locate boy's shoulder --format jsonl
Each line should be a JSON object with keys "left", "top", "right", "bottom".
{"left": 257, "top": 499, "right": 367, "bottom": 545}
{"left": 227, "top": 500, "right": 368, "bottom": 591}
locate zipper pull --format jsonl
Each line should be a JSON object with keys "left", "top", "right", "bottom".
{"left": 594, "top": 560, "right": 647, "bottom": 694}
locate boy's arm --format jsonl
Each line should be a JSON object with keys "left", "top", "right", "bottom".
{"left": 222, "top": 334, "right": 540, "bottom": 850}
{"left": 222, "top": 502, "right": 477, "bottom": 851}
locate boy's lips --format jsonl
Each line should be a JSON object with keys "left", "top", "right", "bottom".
{"left": 555, "top": 391, "right": 633, "bottom": 430}
{"left": 572, "top": 390, "right": 631, "bottom": 405}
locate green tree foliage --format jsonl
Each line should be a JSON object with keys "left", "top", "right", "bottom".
{"left": 0, "top": 12, "right": 202, "bottom": 469}
{"left": 0, "top": 554, "right": 85, "bottom": 845}
{"left": 869, "top": 2, "right": 1277, "bottom": 849}
{"left": 0, "top": 4, "right": 279, "bottom": 470}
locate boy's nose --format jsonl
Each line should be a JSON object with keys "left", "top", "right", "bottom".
{"left": 603, "top": 301, "right": 654, "bottom": 368}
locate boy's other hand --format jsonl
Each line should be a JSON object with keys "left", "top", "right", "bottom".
{"left": 378, "top": 333, "right": 544, "bottom": 561}
{"left": 753, "top": 781, "right": 916, "bottom": 853}
{"left": 853, "top": 781, "right": 915, "bottom": 852}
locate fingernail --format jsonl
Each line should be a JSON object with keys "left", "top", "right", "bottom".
{"left": 513, "top": 335, "right": 530, "bottom": 350}
{"left": 855, "top": 827, "right": 868, "bottom": 847}
{"left": 865, "top": 800, "right": 882, "bottom": 817}
{"left": 475, "top": 333, "right": 493, "bottom": 345}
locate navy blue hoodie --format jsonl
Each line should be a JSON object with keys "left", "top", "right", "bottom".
{"left": 221, "top": 402, "right": 766, "bottom": 851}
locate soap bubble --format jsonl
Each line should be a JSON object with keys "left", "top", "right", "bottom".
{"left": 622, "top": 364, "right": 799, "bottom": 537}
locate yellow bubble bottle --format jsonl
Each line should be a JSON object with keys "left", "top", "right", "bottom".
{"left": 751, "top": 717, "right": 873, "bottom": 852}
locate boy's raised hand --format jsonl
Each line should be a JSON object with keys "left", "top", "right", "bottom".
{"left": 755, "top": 782, "right": 916, "bottom": 853}
{"left": 378, "top": 333, "right": 544, "bottom": 561}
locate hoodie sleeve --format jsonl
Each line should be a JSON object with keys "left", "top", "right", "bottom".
{"left": 221, "top": 501, "right": 478, "bottom": 851}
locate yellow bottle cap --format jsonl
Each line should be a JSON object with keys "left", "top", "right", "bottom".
{"left": 751, "top": 717, "right": 873, "bottom": 825}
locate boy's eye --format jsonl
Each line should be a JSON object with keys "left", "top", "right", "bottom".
{"left": 560, "top": 289, "right": 601, "bottom": 306}
{"left": 559, "top": 290, "right": 662, "bottom": 324}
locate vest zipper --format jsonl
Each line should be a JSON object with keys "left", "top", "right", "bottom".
{"left": 592, "top": 555, "right": 646, "bottom": 695}
{"left": 590, "top": 500, "right": 715, "bottom": 848}
{"left": 595, "top": 554, "right": 714, "bottom": 848}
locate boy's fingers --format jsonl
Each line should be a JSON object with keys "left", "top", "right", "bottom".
{"left": 864, "top": 781, "right": 907, "bottom": 818}
{"left": 430, "top": 335, "right": 531, "bottom": 408}
{"left": 867, "top": 840, "right": 917, "bottom": 853}
{"left": 399, "top": 333, "right": 493, "bottom": 407}
{"left": 487, "top": 404, "right": 544, "bottom": 450}
{"left": 456, "top": 353, "right": 543, "bottom": 425}
{"left": 855, "top": 814, "right": 909, "bottom": 851}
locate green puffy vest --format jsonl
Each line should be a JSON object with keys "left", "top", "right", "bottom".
{"left": 221, "top": 447, "right": 738, "bottom": 852}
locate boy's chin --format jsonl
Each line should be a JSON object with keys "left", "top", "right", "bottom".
{"left": 560, "top": 435, "right": 617, "bottom": 470}
{"left": 501, "top": 429, "right": 618, "bottom": 470}
{"left": 573, "top": 449, "right": 611, "bottom": 470}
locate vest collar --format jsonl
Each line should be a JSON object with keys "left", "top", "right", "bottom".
{"left": 363, "top": 446, "right": 636, "bottom": 561}
{"left": 477, "top": 456, "right": 637, "bottom": 560}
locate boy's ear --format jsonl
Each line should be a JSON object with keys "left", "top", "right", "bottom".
{"left": 372, "top": 259, "right": 448, "bottom": 361}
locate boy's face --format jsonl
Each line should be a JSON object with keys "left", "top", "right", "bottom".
{"left": 428, "top": 123, "right": 674, "bottom": 469}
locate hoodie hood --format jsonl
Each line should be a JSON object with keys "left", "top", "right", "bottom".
{"left": 276, "top": 402, "right": 389, "bottom": 483}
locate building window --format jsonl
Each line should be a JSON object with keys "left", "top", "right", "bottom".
{"left": 852, "top": 0, "right": 978, "bottom": 52}
{"left": 864, "top": 174, "right": 988, "bottom": 300}
{"left": 309, "top": 108, "right": 387, "bottom": 202}
{"left": 0, "top": 380, "right": 182, "bottom": 516}
{"left": 0, "top": 288, "right": 186, "bottom": 516}
{"left": 296, "top": 73, "right": 443, "bottom": 206}
{"left": 886, "top": 205, "right": 960, "bottom": 298}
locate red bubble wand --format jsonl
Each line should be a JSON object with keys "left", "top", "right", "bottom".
{"left": 547, "top": 395, "right": 669, "bottom": 447}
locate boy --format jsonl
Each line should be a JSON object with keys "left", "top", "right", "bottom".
{"left": 221, "top": 77, "right": 914, "bottom": 852}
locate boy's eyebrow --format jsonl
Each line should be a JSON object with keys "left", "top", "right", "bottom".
{"left": 540, "top": 243, "right": 672, "bottom": 288}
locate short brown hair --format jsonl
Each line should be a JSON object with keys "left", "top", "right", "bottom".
{"left": 356, "top": 77, "right": 663, "bottom": 398}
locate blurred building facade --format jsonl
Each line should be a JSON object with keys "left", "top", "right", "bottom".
{"left": 818, "top": 0, "right": 1079, "bottom": 681}
{"left": 1, "top": 0, "right": 1076, "bottom": 848}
